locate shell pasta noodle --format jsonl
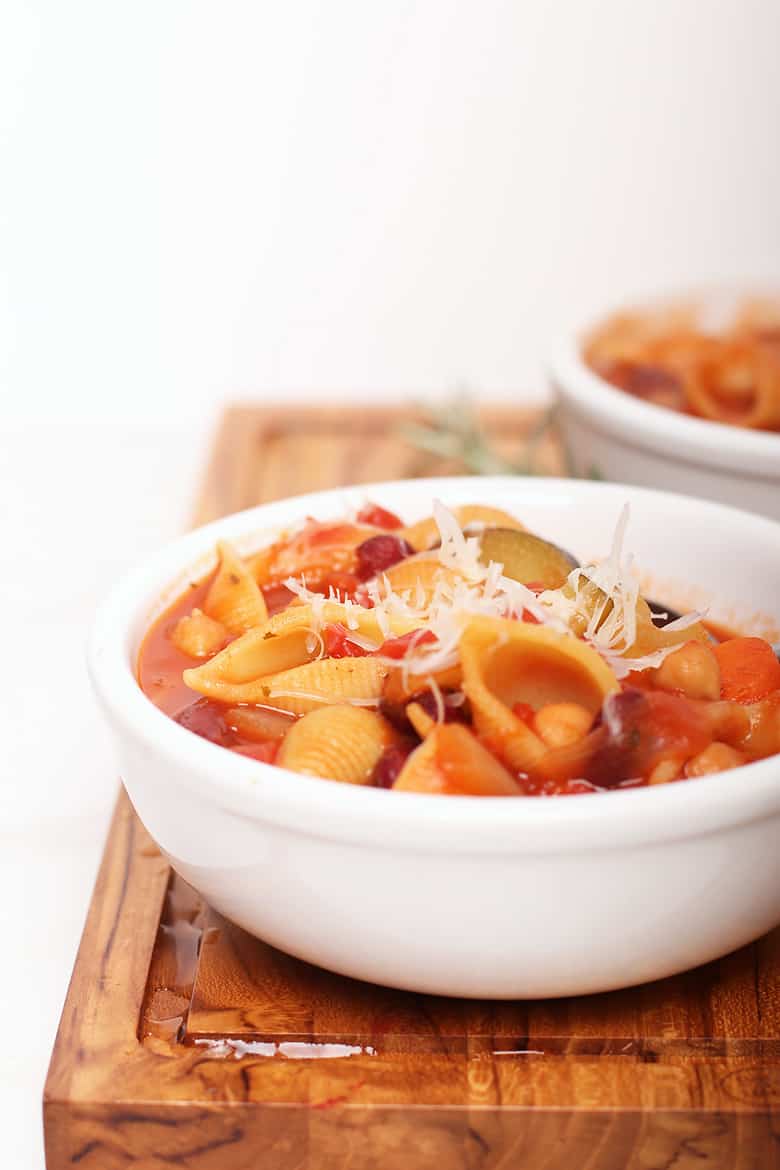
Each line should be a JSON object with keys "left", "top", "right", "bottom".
{"left": 137, "top": 499, "right": 780, "bottom": 795}
{"left": 583, "top": 296, "right": 780, "bottom": 432}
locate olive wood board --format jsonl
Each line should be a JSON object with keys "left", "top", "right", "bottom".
{"left": 44, "top": 403, "right": 780, "bottom": 1170}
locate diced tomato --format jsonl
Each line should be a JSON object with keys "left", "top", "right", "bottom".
{"left": 517, "top": 584, "right": 544, "bottom": 623}
{"left": 512, "top": 701, "right": 535, "bottom": 724}
{"left": 714, "top": 637, "right": 780, "bottom": 704}
{"left": 323, "top": 572, "right": 362, "bottom": 600}
{"left": 356, "top": 503, "right": 403, "bottom": 530}
{"left": 231, "top": 741, "right": 279, "bottom": 763}
{"left": 374, "top": 629, "right": 437, "bottom": 659}
{"left": 306, "top": 522, "right": 362, "bottom": 548}
{"left": 353, "top": 584, "right": 374, "bottom": 608}
{"left": 323, "top": 622, "right": 369, "bottom": 658}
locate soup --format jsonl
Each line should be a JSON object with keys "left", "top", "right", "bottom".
{"left": 138, "top": 500, "right": 780, "bottom": 795}
{"left": 584, "top": 297, "right": 780, "bottom": 432}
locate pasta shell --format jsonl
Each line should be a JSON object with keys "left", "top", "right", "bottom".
{"left": 467, "top": 616, "right": 618, "bottom": 709}
{"left": 391, "top": 732, "right": 439, "bottom": 791}
{"left": 394, "top": 724, "right": 518, "bottom": 795}
{"left": 555, "top": 583, "right": 709, "bottom": 657}
{"left": 171, "top": 609, "right": 229, "bottom": 658}
{"left": 460, "top": 637, "right": 546, "bottom": 773}
{"left": 381, "top": 557, "right": 464, "bottom": 605}
{"left": 399, "top": 505, "right": 527, "bottom": 552}
{"left": 183, "top": 627, "right": 318, "bottom": 699}
{"left": 627, "top": 598, "right": 710, "bottom": 657}
{"left": 278, "top": 706, "right": 394, "bottom": 784}
{"left": 460, "top": 616, "right": 619, "bottom": 773}
{"left": 262, "top": 601, "right": 417, "bottom": 643}
{"left": 204, "top": 541, "right": 268, "bottom": 633}
{"left": 246, "top": 543, "right": 277, "bottom": 586}
{"left": 214, "top": 656, "right": 390, "bottom": 714}
{"left": 405, "top": 701, "right": 436, "bottom": 739}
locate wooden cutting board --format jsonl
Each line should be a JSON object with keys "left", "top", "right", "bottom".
{"left": 44, "top": 404, "right": 780, "bottom": 1170}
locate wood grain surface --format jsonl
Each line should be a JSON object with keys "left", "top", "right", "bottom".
{"left": 44, "top": 403, "right": 780, "bottom": 1170}
{"left": 192, "top": 403, "right": 565, "bottom": 524}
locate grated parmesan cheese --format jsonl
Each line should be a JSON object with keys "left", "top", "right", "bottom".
{"left": 285, "top": 575, "right": 328, "bottom": 625}
{"left": 433, "top": 499, "right": 486, "bottom": 582}
{"left": 427, "top": 675, "right": 446, "bottom": 723}
{"left": 286, "top": 501, "right": 700, "bottom": 680}
{"left": 303, "top": 629, "right": 326, "bottom": 659}
{"left": 266, "top": 689, "right": 381, "bottom": 708}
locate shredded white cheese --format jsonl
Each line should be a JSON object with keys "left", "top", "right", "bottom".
{"left": 536, "top": 504, "right": 704, "bottom": 678}
{"left": 661, "top": 611, "right": 706, "bottom": 634}
{"left": 303, "top": 629, "right": 325, "bottom": 659}
{"left": 284, "top": 501, "right": 700, "bottom": 681}
{"left": 433, "top": 499, "right": 486, "bottom": 582}
{"left": 339, "top": 628, "right": 382, "bottom": 652}
{"left": 427, "top": 675, "right": 446, "bottom": 723}
{"left": 285, "top": 575, "right": 328, "bottom": 625}
{"left": 266, "top": 689, "right": 381, "bottom": 708}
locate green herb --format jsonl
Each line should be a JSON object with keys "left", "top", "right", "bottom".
{"left": 399, "top": 395, "right": 594, "bottom": 478}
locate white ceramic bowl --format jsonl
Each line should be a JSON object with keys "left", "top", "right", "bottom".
{"left": 549, "top": 332, "right": 780, "bottom": 521}
{"left": 88, "top": 477, "right": 780, "bottom": 998}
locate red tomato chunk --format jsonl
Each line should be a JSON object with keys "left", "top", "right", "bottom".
{"left": 323, "top": 623, "right": 369, "bottom": 658}
{"left": 356, "top": 503, "right": 403, "bottom": 530}
{"left": 374, "top": 629, "right": 437, "bottom": 659}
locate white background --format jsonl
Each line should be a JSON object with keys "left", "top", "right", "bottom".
{"left": 1, "top": 2, "right": 779, "bottom": 1165}
{"left": 3, "top": 0, "right": 780, "bottom": 425}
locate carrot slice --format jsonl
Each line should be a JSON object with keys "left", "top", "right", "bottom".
{"left": 713, "top": 637, "right": 780, "bottom": 703}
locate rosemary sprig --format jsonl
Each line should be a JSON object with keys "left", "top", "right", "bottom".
{"left": 399, "top": 395, "right": 573, "bottom": 477}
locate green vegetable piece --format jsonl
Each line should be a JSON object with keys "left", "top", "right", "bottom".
{"left": 478, "top": 528, "right": 578, "bottom": 589}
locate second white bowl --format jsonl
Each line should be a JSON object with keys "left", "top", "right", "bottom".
{"left": 550, "top": 332, "right": 780, "bottom": 521}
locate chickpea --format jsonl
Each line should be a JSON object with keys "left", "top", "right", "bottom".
{"left": 655, "top": 641, "right": 721, "bottom": 701}
{"left": 533, "top": 702, "right": 593, "bottom": 749}
{"left": 171, "top": 609, "right": 228, "bottom": 658}
{"left": 685, "top": 742, "right": 746, "bottom": 778}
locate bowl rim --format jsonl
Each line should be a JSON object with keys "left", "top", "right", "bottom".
{"left": 548, "top": 333, "right": 780, "bottom": 477}
{"left": 88, "top": 474, "right": 780, "bottom": 854}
